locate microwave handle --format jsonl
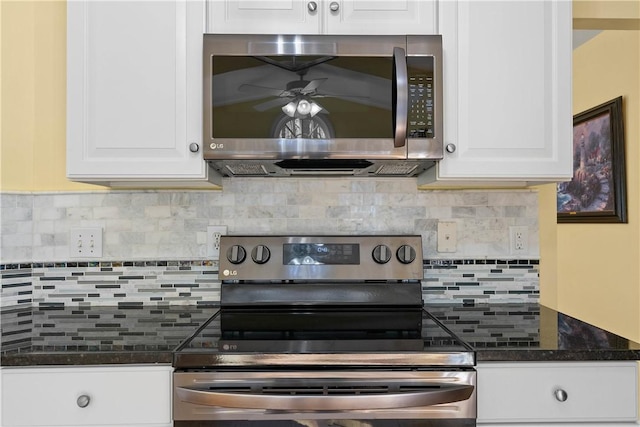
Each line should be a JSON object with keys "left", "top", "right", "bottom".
{"left": 392, "top": 46, "right": 408, "bottom": 148}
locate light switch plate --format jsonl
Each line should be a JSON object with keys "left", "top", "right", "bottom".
{"left": 437, "top": 221, "right": 457, "bottom": 253}
{"left": 70, "top": 227, "right": 103, "bottom": 258}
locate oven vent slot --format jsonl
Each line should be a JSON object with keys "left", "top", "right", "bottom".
{"left": 206, "top": 384, "right": 445, "bottom": 396}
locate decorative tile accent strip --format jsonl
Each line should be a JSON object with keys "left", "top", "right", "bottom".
{"left": 1, "top": 264, "right": 34, "bottom": 309}
{"left": 423, "top": 259, "right": 539, "bottom": 304}
{"left": 32, "top": 261, "right": 221, "bottom": 308}
{"left": 2, "top": 258, "right": 539, "bottom": 308}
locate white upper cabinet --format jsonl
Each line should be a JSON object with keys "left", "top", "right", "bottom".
{"left": 207, "top": 0, "right": 438, "bottom": 34}
{"left": 67, "top": 0, "right": 219, "bottom": 187}
{"left": 422, "top": 0, "right": 573, "bottom": 186}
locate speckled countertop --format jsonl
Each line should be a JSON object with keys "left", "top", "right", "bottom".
{"left": 1, "top": 303, "right": 639, "bottom": 366}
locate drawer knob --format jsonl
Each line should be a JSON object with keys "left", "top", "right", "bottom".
{"left": 77, "top": 394, "right": 91, "bottom": 408}
{"left": 554, "top": 388, "right": 568, "bottom": 402}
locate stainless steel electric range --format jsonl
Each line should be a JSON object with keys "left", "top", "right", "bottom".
{"left": 173, "top": 235, "right": 476, "bottom": 426}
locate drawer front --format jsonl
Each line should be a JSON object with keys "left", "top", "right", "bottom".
{"left": 477, "top": 362, "right": 638, "bottom": 423}
{"left": 1, "top": 365, "right": 172, "bottom": 427}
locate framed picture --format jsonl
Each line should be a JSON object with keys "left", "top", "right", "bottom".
{"left": 557, "top": 96, "right": 627, "bottom": 223}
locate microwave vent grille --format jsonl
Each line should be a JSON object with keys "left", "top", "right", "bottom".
{"left": 224, "top": 164, "right": 270, "bottom": 176}
{"left": 375, "top": 163, "right": 419, "bottom": 176}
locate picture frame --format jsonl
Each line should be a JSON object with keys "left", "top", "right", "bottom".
{"left": 557, "top": 96, "right": 627, "bottom": 223}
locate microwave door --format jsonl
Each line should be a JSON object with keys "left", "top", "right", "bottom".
{"left": 208, "top": 49, "right": 400, "bottom": 147}
{"left": 392, "top": 46, "right": 409, "bottom": 148}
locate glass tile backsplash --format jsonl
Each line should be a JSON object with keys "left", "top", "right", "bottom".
{"left": 1, "top": 259, "right": 538, "bottom": 309}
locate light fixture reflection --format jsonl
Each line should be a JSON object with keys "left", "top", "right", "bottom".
{"left": 282, "top": 101, "right": 297, "bottom": 117}
{"left": 297, "top": 99, "right": 312, "bottom": 115}
{"left": 282, "top": 99, "right": 323, "bottom": 118}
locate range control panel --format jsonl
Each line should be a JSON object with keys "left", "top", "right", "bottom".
{"left": 218, "top": 235, "right": 424, "bottom": 282}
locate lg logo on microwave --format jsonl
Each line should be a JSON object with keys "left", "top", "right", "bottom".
{"left": 222, "top": 269, "right": 238, "bottom": 277}
{"left": 209, "top": 143, "right": 224, "bottom": 150}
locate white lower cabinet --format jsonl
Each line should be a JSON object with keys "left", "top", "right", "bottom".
{"left": 0, "top": 365, "right": 173, "bottom": 427}
{"left": 477, "top": 361, "right": 639, "bottom": 425}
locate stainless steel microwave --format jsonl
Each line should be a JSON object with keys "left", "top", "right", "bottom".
{"left": 203, "top": 34, "right": 443, "bottom": 178}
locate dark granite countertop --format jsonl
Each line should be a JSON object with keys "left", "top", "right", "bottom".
{"left": 427, "top": 304, "right": 640, "bottom": 362}
{"left": 0, "top": 305, "right": 216, "bottom": 366}
{"left": 1, "top": 303, "right": 639, "bottom": 366}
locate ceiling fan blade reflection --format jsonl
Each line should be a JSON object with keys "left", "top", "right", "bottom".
{"left": 238, "top": 83, "right": 290, "bottom": 97}
{"left": 253, "top": 97, "right": 292, "bottom": 112}
{"left": 300, "top": 78, "right": 328, "bottom": 94}
{"left": 313, "top": 93, "right": 370, "bottom": 100}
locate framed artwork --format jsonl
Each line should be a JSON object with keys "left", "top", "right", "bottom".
{"left": 557, "top": 96, "right": 627, "bottom": 223}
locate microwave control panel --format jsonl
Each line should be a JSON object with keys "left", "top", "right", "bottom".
{"left": 407, "top": 57, "right": 435, "bottom": 139}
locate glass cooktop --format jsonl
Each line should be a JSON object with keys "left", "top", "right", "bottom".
{"left": 173, "top": 308, "right": 475, "bottom": 368}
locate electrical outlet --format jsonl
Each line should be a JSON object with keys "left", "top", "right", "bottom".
{"left": 70, "top": 227, "right": 103, "bottom": 258}
{"left": 509, "top": 226, "right": 529, "bottom": 254}
{"left": 207, "top": 225, "right": 227, "bottom": 259}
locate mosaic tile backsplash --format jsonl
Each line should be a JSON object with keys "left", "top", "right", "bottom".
{"left": 1, "top": 179, "right": 540, "bottom": 308}
{"left": 1, "top": 259, "right": 538, "bottom": 309}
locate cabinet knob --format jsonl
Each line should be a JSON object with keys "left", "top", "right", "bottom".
{"left": 189, "top": 143, "right": 200, "bottom": 153}
{"left": 307, "top": 1, "right": 317, "bottom": 12}
{"left": 329, "top": 1, "right": 340, "bottom": 12}
{"left": 77, "top": 394, "right": 91, "bottom": 408}
{"left": 445, "top": 143, "right": 456, "bottom": 154}
{"left": 553, "top": 388, "right": 568, "bottom": 402}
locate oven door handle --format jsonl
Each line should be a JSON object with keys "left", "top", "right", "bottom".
{"left": 175, "top": 384, "right": 474, "bottom": 411}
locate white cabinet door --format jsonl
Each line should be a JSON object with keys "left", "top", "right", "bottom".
{"left": 207, "top": 0, "right": 321, "bottom": 34}
{"left": 207, "top": 0, "right": 437, "bottom": 35}
{"left": 427, "top": 0, "right": 572, "bottom": 186}
{"left": 0, "top": 365, "right": 172, "bottom": 427}
{"left": 477, "top": 362, "right": 638, "bottom": 424}
{"left": 325, "top": 0, "right": 438, "bottom": 34}
{"left": 67, "top": 1, "right": 217, "bottom": 186}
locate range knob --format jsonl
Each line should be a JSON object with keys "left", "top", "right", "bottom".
{"left": 251, "top": 245, "right": 271, "bottom": 264}
{"left": 372, "top": 245, "right": 392, "bottom": 264}
{"left": 396, "top": 245, "right": 416, "bottom": 264}
{"left": 226, "top": 245, "right": 246, "bottom": 264}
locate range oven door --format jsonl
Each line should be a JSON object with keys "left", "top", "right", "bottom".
{"left": 173, "top": 369, "right": 476, "bottom": 426}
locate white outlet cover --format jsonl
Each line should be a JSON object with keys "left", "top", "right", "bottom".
{"left": 207, "top": 225, "right": 227, "bottom": 258}
{"left": 437, "top": 221, "right": 457, "bottom": 253}
{"left": 509, "top": 226, "right": 529, "bottom": 254}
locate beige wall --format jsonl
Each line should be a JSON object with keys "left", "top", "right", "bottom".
{"left": 541, "top": 30, "right": 640, "bottom": 341}
{"left": 1, "top": 1, "right": 100, "bottom": 191}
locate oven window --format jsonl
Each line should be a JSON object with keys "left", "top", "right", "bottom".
{"left": 210, "top": 56, "right": 394, "bottom": 139}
